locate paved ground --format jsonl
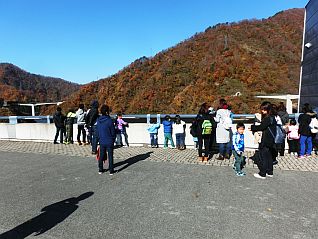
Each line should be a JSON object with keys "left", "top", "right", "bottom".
{"left": 0, "top": 141, "right": 318, "bottom": 239}
{"left": 0, "top": 140, "right": 318, "bottom": 172}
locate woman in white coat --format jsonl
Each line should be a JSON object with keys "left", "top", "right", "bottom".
{"left": 215, "top": 99, "right": 232, "bottom": 160}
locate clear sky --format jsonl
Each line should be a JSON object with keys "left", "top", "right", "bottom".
{"left": 0, "top": 0, "right": 309, "bottom": 84}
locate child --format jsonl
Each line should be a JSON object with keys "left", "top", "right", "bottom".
{"left": 232, "top": 123, "right": 246, "bottom": 176}
{"left": 173, "top": 115, "right": 186, "bottom": 150}
{"left": 287, "top": 119, "right": 300, "bottom": 156}
{"left": 65, "top": 108, "right": 76, "bottom": 144}
{"left": 162, "top": 115, "right": 175, "bottom": 148}
{"left": 147, "top": 118, "right": 160, "bottom": 148}
{"left": 115, "top": 113, "right": 129, "bottom": 147}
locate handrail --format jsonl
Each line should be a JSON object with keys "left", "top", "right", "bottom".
{"left": 0, "top": 113, "right": 300, "bottom": 125}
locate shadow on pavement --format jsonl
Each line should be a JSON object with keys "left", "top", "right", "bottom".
{"left": 0, "top": 191, "right": 94, "bottom": 239}
{"left": 115, "top": 151, "right": 153, "bottom": 173}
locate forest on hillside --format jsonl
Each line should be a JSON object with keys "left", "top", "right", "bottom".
{"left": 61, "top": 8, "right": 303, "bottom": 115}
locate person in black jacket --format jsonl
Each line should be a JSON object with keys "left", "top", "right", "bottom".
{"left": 196, "top": 103, "right": 216, "bottom": 162}
{"left": 277, "top": 102, "right": 289, "bottom": 156}
{"left": 298, "top": 104, "right": 315, "bottom": 158}
{"left": 53, "top": 107, "right": 66, "bottom": 144}
{"left": 96, "top": 105, "right": 116, "bottom": 175}
{"left": 85, "top": 100, "right": 99, "bottom": 154}
{"left": 251, "top": 101, "right": 278, "bottom": 179}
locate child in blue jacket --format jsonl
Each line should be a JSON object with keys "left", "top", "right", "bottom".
{"left": 162, "top": 115, "right": 175, "bottom": 148}
{"left": 147, "top": 118, "right": 160, "bottom": 148}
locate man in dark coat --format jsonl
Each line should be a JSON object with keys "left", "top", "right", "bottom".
{"left": 86, "top": 100, "right": 99, "bottom": 154}
{"left": 96, "top": 105, "right": 116, "bottom": 175}
{"left": 53, "top": 107, "right": 65, "bottom": 144}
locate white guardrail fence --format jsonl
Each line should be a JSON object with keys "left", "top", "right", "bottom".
{"left": 0, "top": 114, "right": 299, "bottom": 150}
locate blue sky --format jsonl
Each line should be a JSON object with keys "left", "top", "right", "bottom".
{"left": 0, "top": 0, "right": 308, "bottom": 84}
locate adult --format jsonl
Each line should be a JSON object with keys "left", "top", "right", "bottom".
{"left": 76, "top": 104, "right": 87, "bottom": 145}
{"left": 277, "top": 102, "right": 289, "bottom": 156}
{"left": 96, "top": 105, "right": 116, "bottom": 175}
{"left": 298, "top": 104, "right": 315, "bottom": 158}
{"left": 251, "top": 101, "right": 278, "bottom": 179}
{"left": 214, "top": 99, "right": 232, "bottom": 160}
{"left": 53, "top": 107, "right": 65, "bottom": 144}
{"left": 196, "top": 103, "right": 216, "bottom": 162}
{"left": 86, "top": 100, "right": 99, "bottom": 154}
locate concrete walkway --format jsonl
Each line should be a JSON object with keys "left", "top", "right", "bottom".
{"left": 0, "top": 140, "right": 317, "bottom": 172}
{"left": 0, "top": 141, "right": 318, "bottom": 238}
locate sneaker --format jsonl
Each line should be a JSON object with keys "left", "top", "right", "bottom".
{"left": 240, "top": 171, "right": 246, "bottom": 176}
{"left": 253, "top": 173, "right": 266, "bottom": 179}
{"left": 92, "top": 151, "right": 97, "bottom": 155}
{"left": 109, "top": 171, "right": 115, "bottom": 176}
{"left": 216, "top": 155, "right": 224, "bottom": 161}
{"left": 266, "top": 173, "right": 273, "bottom": 178}
{"left": 298, "top": 155, "right": 305, "bottom": 159}
{"left": 236, "top": 172, "right": 246, "bottom": 176}
{"left": 53, "top": 141, "right": 59, "bottom": 144}
{"left": 305, "top": 154, "right": 312, "bottom": 157}
{"left": 98, "top": 170, "right": 104, "bottom": 175}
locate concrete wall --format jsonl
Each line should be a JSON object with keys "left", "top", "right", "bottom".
{"left": 0, "top": 123, "right": 260, "bottom": 149}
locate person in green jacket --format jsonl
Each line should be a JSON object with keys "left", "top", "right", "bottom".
{"left": 65, "top": 108, "right": 76, "bottom": 144}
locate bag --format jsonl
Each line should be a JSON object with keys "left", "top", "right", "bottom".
{"left": 268, "top": 118, "right": 286, "bottom": 144}
{"left": 202, "top": 119, "right": 213, "bottom": 135}
{"left": 310, "top": 118, "right": 318, "bottom": 134}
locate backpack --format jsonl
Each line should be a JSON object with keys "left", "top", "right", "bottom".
{"left": 268, "top": 118, "right": 286, "bottom": 144}
{"left": 190, "top": 120, "right": 199, "bottom": 137}
{"left": 309, "top": 118, "right": 318, "bottom": 134}
{"left": 202, "top": 119, "right": 213, "bottom": 135}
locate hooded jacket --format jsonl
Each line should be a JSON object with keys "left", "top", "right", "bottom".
{"left": 97, "top": 115, "right": 116, "bottom": 146}
{"left": 76, "top": 109, "right": 86, "bottom": 125}
{"left": 53, "top": 111, "right": 65, "bottom": 128}
{"left": 86, "top": 100, "right": 99, "bottom": 126}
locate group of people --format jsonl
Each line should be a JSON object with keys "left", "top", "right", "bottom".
{"left": 53, "top": 99, "right": 318, "bottom": 178}
{"left": 53, "top": 101, "right": 130, "bottom": 175}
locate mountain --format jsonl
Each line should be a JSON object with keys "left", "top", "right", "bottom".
{"left": 0, "top": 63, "right": 80, "bottom": 103}
{"left": 56, "top": 8, "right": 306, "bottom": 114}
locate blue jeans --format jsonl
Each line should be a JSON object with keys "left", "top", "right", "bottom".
{"left": 299, "top": 135, "right": 312, "bottom": 156}
{"left": 150, "top": 133, "right": 158, "bottom": 147}
{"left": 91, "top": 125, "right": 98, "bottom": 153}
{"left": 219, "top": 142, "right": 231, "bottom": 156}
{"left": 98, "top": 145, "right": 114, "bottom": 173}
{"left": 175, "top": 133, "right": 185, "bottom": 147}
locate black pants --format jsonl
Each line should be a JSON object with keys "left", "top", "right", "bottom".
{"left": 258, "top": 146, "right": 277, "bottom": 177}
{"left": 77, "top": 125, "right": 86, "bottom": 143}
{"left": 198, "top": 135, "right": 211, "bottom": 157}
{"left": 54, "top": 127, "right": 64, "bottom": 143}
{"left": 288, "top": 139, "right": 299, "bottom": 153}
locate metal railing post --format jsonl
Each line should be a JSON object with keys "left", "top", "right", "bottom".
{"left": 9, "top": 116, "right": 18, "bottom": 124}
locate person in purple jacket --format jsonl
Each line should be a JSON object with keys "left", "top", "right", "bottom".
{"left": 96, "top": 105, "right": 116, "bottom": 175}
{"left": 162, "top": 115, "right": 175, "bottom": 148}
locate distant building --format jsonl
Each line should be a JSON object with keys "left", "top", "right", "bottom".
{"left": 299, "top": 0, "right": 318, "bottom": 110}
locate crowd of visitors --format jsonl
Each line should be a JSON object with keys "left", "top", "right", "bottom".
{"left": 52, "top": 99, "right": 318, "bottom": 178}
